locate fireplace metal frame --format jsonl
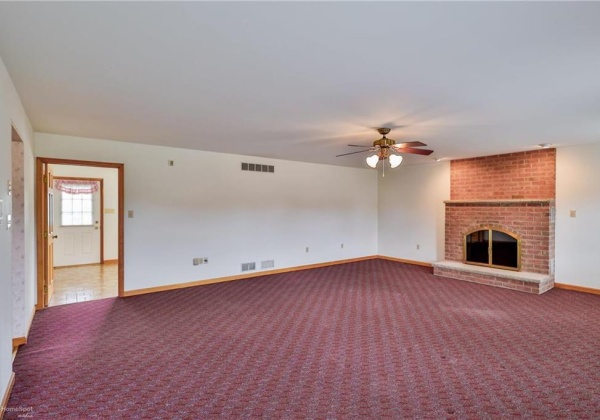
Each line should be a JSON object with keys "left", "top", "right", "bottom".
{"left": 463, "top": 227, "right": 521, "bottom": 271}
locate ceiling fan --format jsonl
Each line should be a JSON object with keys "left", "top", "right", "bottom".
{"left": 336, "top": 127, "right": 433, "bottom": 170}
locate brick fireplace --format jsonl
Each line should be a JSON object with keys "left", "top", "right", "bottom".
{"left": 433, "top": 149, "right": 556, "bottom": 294}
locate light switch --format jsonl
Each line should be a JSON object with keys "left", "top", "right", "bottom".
{"left": 570, "top": 210, "right": 576, "bottom": 218}
{"left": 128, "top": 210, "right": 134, "bottom": 218}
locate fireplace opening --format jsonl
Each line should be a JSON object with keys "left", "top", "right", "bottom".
{"left": 465, "top": 229, "right": 520, "bottom": 270}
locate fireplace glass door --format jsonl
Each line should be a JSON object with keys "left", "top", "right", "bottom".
{"left": 465, "top": 229, "right": 519, "bottom": 270}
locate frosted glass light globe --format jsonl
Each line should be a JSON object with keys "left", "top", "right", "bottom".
{"left": 366, "top": 154, "right": 379, "bottom": 168}
{"left": 389, "top": 154, "right": 403, "bottom": 168}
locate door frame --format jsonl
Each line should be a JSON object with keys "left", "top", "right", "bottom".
{"left": 36, "top": 157, "right": 125, "bottom": 309}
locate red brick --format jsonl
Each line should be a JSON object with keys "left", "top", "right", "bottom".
{"left": 450, "top": 149, "right": 555, "bottom": 200}
{"left": 445, "top": 150, "right": 556, "bottom": 277}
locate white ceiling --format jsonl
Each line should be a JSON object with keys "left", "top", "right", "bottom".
{"left": 1, "top": 2, "right": 599, "bottom": 168}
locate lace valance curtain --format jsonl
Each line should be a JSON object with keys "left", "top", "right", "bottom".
{"left": 54, "top": 179, "right": 100, "bottom": 194}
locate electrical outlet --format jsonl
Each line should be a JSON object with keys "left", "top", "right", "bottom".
{"left": 193, "top": 257, "right": 207, "bottom": 266}
{"left": 341, "top": 243, "right": 344, "bottom": 249}
{"left": 305, "top": 247, "right": 309, "bottom": 253}
{"left": 128, "top": 210, "right": 134, "bottom": 218}
{"left": 416, "top": 244, "right": 420, "bottom": 250}
{"left": 168, "top": 160, "right": 174, "bottom": 166}
{"left": 570, "top": 210, "right": 576, "bottom": 218}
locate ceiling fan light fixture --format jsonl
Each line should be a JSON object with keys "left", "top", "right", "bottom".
{"left": 366, "top": 154, "right": 379, "bottom": 168}
{"left": 389, "top": 154, "right": 403, "bottom": 168}
{"left": 338, "top": 127, "right": 433, "bottom": 169}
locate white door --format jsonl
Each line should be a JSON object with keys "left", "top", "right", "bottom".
{"left": 45, "top": 167, "right": 56, "bottom": 306}
{"left": 53, "top": 184, "right": 101, "bottom": 267}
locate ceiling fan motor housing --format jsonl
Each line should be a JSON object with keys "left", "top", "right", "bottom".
{"left": 374, "top": 128, "right": 395, "bottom": 149}
{"left": 373, "top": 137, "right": 396, "bottom": 148}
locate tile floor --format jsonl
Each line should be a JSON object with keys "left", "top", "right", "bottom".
{"left": 49, "top": 263, "right": 118, "bottom": 307}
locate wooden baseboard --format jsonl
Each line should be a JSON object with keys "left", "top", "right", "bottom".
{"left": 554, "top": 283, "right": 600, "bottom": 296}
{"left": 123, "top": 256, "right": 379, "bottom": 297}
{"left": 102, "top": 259, "right": 118, "bottom": 265}
{"left": 0, "top": 372, "right": 15, "bottom": 419}
{"left": 377, "top": 255, "right": 433, "bottom": 268}
{"left": 55, "top": 262, "right": 104, "bottom": 269}
{"left": 11, "top": 337, "right": 26, "bottom": 348}
{"left": 12, "top": 305, "right": 35, "bottom": 356}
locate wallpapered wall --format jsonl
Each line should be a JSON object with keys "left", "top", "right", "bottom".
{"left": 11, "top": 139, "right": 26, "bottom": 337}
{"left": 1, "top": 53, "right": 36, "bottom": 412}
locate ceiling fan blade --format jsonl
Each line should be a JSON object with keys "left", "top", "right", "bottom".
{"left": 347, "top": 144, "right": 372, "bottom": 147}
{"left": 392, "top": 141, "right": 427, "bottom": 148}
{"left": 336, "top": 149, "right": 373, "bottom": 157}
{"left": 393, "top": 147, "right": 434, "bottom": 156}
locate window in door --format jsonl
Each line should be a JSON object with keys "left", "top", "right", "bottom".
{"left": 55, "top": 179, "right": 99, "bottom": 226}
{"left": 61, "top": 191, "right": 93, "bottom": 226}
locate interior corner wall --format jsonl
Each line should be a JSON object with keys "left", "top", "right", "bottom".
{"left": 555, "top": 143, "right": 600, "bottom": 289}
{"left": 377, "top": 161, "right": 450, "bottom": 263}
{"left": 0, "top": 55, "right": 35, "bottom": 407}
{"left": 35, "top": 133, "right": 379, "bottom": 292}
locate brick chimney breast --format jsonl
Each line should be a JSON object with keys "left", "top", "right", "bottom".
{"left": 435, "top": 149, "right": 556, "bottom": 294}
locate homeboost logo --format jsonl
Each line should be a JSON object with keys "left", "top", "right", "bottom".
{"left": 1, "top": 406, "right": 34, "bottom": 418}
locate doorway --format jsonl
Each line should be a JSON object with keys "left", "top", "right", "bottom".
{"left": 36, "top": 158, "right": 124, "bottom": 309}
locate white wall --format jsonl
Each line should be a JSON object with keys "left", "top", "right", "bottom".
{"left": 377, "top": 161, "right": 450, "bottom": 263}
{"left": 555, "top": 143, "right": 600, "bottom": 289}
{"left": 0, "top": 56, "right": 35, "bottom": 408}
{"left": 35, "top": 133, "right": 379, "bottom": 291}
{"left": 51, "top": 165, "right": 119, "bottom": 263}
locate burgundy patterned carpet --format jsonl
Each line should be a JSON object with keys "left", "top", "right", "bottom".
{"left": 7, "top": 260, "right": 600, "bottom": 418}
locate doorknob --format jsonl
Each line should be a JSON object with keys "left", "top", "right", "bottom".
{"left": 52, "top": 235, "right": 58, "bottom": 239}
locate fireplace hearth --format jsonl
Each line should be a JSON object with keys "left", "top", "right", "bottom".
{"left": 435, "top": 199, "right": 555, "bottom": 294}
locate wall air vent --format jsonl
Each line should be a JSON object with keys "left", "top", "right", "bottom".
{"left": 241, "top": 262, "right": 256, "bottom": 272}
{"left": 261, "top": 260, "right": 275, "bottom": 269}
{"left": 241, "top": 163, "right": 275, "bottom": 173}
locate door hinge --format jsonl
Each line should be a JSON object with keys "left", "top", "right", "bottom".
{"left": 43, "top": 175, "right": 47, "bottom": 184}
{"left": 43, "top": 285, "right": 48, "bottom": 294}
